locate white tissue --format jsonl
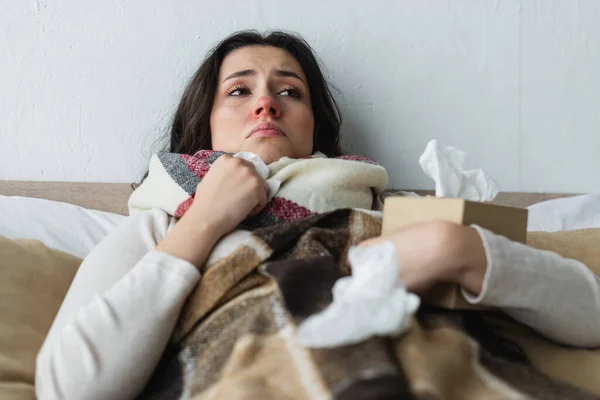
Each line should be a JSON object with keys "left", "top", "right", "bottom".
{"left": 418, "top": 139, "right": 500, "bottom": 201}
{"left": 233, "top": 151, "right": 281, "bottom": 201}
{"left": 296, "top": 241, "right": 420, "bottom": 348}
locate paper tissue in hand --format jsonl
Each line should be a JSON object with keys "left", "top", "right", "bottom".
{"left": 382, "top": 140, "right": 528, "bottom": 309}
{"left": 297, "top": 241, "right": 420, "bottom": 348}
{"left": 233, "top": 151, "right": 281, "bottom": 201}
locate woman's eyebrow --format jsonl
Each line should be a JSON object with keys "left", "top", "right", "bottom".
{"left": 272, "top": 69, "right": 306, "bottom": 85}
{"left": 222, "top": 69, "right": 305, "bottom": 84}
{"left": 222, "top": 69, "right": 255, "bottom": 82}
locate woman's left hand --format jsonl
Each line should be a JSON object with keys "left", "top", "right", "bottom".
{"left": 358, "top": 221, "right": 488, "bottom": 294}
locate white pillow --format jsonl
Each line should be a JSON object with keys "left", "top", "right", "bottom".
{"left": 0, "top": 196, "right": 126, "bottom": 258}
{"left": 527, "top": 191, "right": 600, "bottom": 232}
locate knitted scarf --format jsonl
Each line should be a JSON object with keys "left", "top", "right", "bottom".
{"left": 128, "top": 150, "right": 389, "bottom": 228}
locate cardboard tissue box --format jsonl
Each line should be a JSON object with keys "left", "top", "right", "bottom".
{"left": 382, "top": 197, "right": 528, "bottom": 309}
{"left": 387, "top": 139, "right": 530, "bottom": 309}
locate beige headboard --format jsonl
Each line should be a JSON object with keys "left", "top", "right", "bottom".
{"left": 0, "top": 181, "right": 580, "bottom": 216}
{"left": 0, "top": 181, "right": 134, "bottom": 215}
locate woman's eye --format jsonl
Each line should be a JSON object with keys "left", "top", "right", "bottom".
{"left": 279, "top": 87, "right": 302, "bottom": 98}
{"left": 227, "top": 87, "right": 249, "bottom": 96}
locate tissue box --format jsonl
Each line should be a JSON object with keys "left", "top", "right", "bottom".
{"left": 382, "top": 197, "right": 528, "bottom": 309}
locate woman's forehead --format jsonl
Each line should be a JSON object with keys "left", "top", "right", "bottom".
{"left": 219, "top": 45, "right": 305, "bottom": 81}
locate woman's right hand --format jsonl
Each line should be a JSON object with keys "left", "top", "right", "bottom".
{"left": 155, "top": 154, "right": 269, "bottom": 268}
{"left": 187, "top": 154, "right": 270, "bottom": 237}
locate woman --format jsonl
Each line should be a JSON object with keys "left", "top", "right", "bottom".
{"left": 36, "top": 30, "right": 600, "bottom": 399}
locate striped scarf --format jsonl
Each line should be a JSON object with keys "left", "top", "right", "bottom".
{"left": 128, "top": 150, "right": 389, "bottom": 228}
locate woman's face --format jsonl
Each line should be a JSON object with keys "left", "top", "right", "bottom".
{"left": 210, "top": 45, "right": 314, "bottom": 164}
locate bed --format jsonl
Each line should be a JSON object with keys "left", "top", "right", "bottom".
{"left": 3, "top": 181, "right": 600, "bottom": 398}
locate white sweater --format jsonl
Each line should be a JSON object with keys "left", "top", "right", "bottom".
{"left": 35, "top": 208, "right": 600, "bottom": 400}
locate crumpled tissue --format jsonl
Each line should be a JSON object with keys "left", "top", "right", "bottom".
{"left": 418, "top": 139, "right": 500, "bottom": 201}
{"left": 296, "top": 241, "right": 421, "bottom": 348}
{"left": 233, "top": 151, "right": 281, "bottom": 201}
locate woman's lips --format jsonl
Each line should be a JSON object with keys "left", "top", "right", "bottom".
{"left": 247, "top": 122, "right": 287, "bottom": 138}
{"left": 249, "top": 129, "right": 286, "bottom": 138}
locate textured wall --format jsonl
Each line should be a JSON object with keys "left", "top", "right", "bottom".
{"left": 1, "top": 0, "right": 599, "bottom": 192}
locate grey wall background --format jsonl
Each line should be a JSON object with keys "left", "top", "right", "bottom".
{"left": 1, "top": 0, "right": 599, "bottom": 192}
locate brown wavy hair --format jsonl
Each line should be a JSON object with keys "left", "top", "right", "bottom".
{"left": 139, "top": 30, "right": 343, "bottom": 184}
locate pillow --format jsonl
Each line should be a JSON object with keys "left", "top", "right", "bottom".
{"left": 0, "top": 196, "right": 126, "bottom": 258}
{"left": 527, "top": 191, "right": 600, "bottom": 232}
{"left": 0, "top": 235, "right": 81, "bottom": 400}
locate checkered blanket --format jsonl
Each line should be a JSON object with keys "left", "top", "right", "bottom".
{"left": 134, "top": 210, "right": 597, "bottom": 399}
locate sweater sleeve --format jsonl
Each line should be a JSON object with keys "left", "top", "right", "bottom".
{"left": 35, "top": 208, "right": 201, "bottom": 400}
{"left": 462, "top": 225, "right": 600, "bottom": 348}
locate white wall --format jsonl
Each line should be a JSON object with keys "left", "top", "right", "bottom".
{"left": 1, "top": 0, "right": 599, "bottom": 192}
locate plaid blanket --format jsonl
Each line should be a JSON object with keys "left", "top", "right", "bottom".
{"left": 135, "top": 209, "right": 600, "bottom": 400}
